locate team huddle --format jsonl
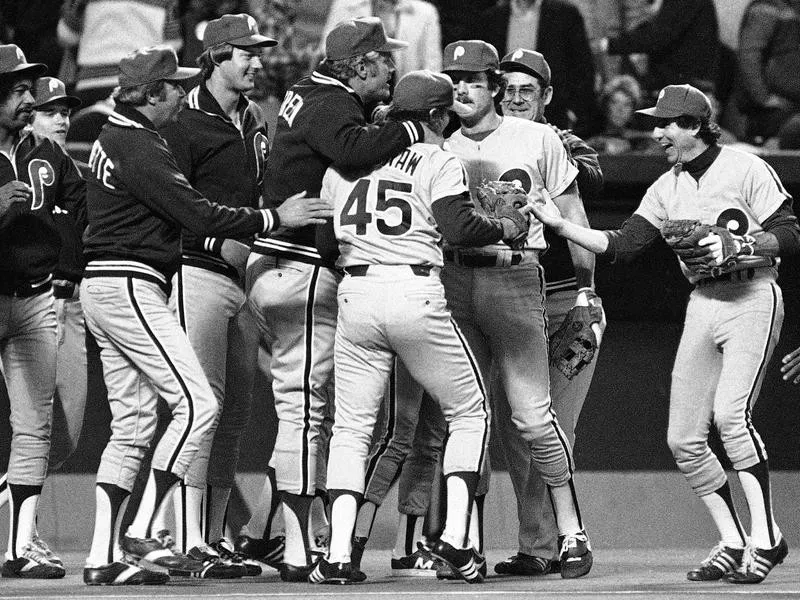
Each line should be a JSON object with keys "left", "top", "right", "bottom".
{"left": 1, "top": 10, "right": 799, "bottom": 588}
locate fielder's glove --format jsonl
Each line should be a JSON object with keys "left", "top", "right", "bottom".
{"left": 549, "top": 288, "right": 605, "bottom": 380}
{"left": 660, "top": 219, "right": 754, "bottom": 276}
{"left": 475, "top": 181, "right": 529, "bottom": 249}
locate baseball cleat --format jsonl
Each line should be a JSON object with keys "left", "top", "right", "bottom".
{"left": 559, "top": 530, "right": 593, "bottom": 579}
{"left": 1, "top": 543, "right": 65, "bottom": 579}
{"left": 308, "top": 557, "right": 356, "bottom": 584}
{"left": 84, "top": 561, "right": 169, "bottom": 585}
{"left": 210, "top": 538, "right": 262, "bottom": 576}
{"left": 30, "top": 533, "right": 62, "bottom": 566}
{"left": 725, "top": 536, "right": 788, "bottom": 584}
{"left": 687, "top": 542, "right": 744, "bottom": 581}
{"left": 391, "top": 542, "right": 439, "bottom": 577}
{"left": 234, "top": 534, "right": 285, "bottom": 569}
{"left": 168, "top": 544, "right": 246, "bottom": 579}
{"left": 494, "top": 552, "right": 552, "bottom": 576}
{"left": 121, "top": 534, "right": 203, "bottom": 572}
{"left": 430, "top": 539, "right": 485, "bottom": 583}
{"left": 279, "top": 559, "right": 319, "bottom": 582}
{"left": 350, "top": 536, "right": 368, "bottom": 582}
{"left": 155, "top": 529, "right": 175, "bottom": 550}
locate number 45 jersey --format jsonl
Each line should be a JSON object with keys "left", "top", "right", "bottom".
{"left": 0, "top": 130, "right": 86, "bottom": 287}
{"left": 323, "top": 142, "right": 468, "bottom": 269}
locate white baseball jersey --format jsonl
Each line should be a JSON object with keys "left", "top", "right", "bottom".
{"left": 635, "top": 145, "right": 790, "bottom": 281}
{"left": 322, "top": 142, "right": 468, "bottom": 268}
{"left": 446, "top": 116, "right": 578, "bottom": 251}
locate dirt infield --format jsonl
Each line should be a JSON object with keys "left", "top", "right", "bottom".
{"left": 1, "top": 548, "right": 797, "bottom": 600}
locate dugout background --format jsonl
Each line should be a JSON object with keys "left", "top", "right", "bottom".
{"left": 2, "top": 152, "right": 799, "bottom": 474}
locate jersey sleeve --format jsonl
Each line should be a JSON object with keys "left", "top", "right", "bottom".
{"left": 540, "top": 125, "right": 579, "bottom": 199}
{"left": 633, "top": 180, "right": 669, "bottom": 229}
{"left": 744, "top": 156, "right": 791, "bottom": 223}
{"left": 430, "top": 152, "right": 468, "bottom": 204}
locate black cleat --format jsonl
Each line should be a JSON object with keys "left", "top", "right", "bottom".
{"left": 168, "top": 544, "right": 245, "bottom": 579}
{"left": 725, "top": 537, "right": 788, "bottom": 584}
{"left": 559, "top": 530, "right": 593, "bottom": 579}
{"left": 121, "top": 535, "right": 204, "bottom": 572}
{"left": 687, "top": 543, "right": 744, "bottom": 581}
{"left": 308, "top": 558, "right": 355, "bottom": 584}
{"left": 210, "top": 538, "right": 262, "bottom": 576}
{"left": 235, "top": 534, "right": 285, "bottom": 569}
{"left": 392, "top": 542, "right": 439, "bottom": 577}
{"left": 494, "top": 552, "right": 551, "bottom": 576}
{"left": 430, "top": 539, "right": 485, "bottom": 583}
{"left": 84, "top": 561, "right": 169, "bottom": 585}
{"left": 280, "top": 560, "right": 318, "bottom": 582}
{"left": 2, "top": 544, "right": 65, "bottom": 579}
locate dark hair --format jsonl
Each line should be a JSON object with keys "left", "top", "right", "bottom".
{"left": 674, "top": 115, "right": 722, "bottom": 145}
{"left": 197, "top": 44, "right": 235, "bottom": 80}
{"left": 0, "top": 73, "right": 29, "bottom": 104}
{"left": 112, "top": 80, "right": 169, "bottom": 106}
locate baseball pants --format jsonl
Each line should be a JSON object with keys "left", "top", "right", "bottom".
{"left": 442, "top": 253, "right": 574, "bottom": 487}
{"left": 246, "top": 254, "right": 339, "bottom": 496}
{"left": 80, "top": 271, "right": 216, "bottom": 491}
{"left": 667, "top": 272, "right": 783, "bottom": 496}
{"left": 0, "top": 291, "right": 56, "bottom": 487}
{"left": 328, "top": 266, "right": 488, "bottom": 494}
{"left": 49, "top": 294, "right": 88, "bottom": 470}
{"left": 492, "top": 288, "right": 601, "bottom": 558}
{"left": 171, "top": 265, "right": 258, "bottom": 490}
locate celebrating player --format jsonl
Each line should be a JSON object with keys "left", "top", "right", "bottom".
{"left": 1, "top": 45, "right": 85, "bottom": 580}
{"left": 79, "top": 45, "right": 331, "bottom": 586}
{"left": 529, "top": 83, "right": 799, "bottom": 584}
{"left": 311, "top": 69, "right": 527, "bottom": 585}
{"left": 493, "top": 48, "right": 605, "bottom": 577}
{"left": 243, "top": 17, "right": 424, "bottom": 581}
{"left": 441, "top": 39, "right": 593, "bottom": 579}
{"left": 152, "top": 13, "right": 279, "bottom": 579}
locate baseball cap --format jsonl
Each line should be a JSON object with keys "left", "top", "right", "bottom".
{"left": 203, "top": 14, "right": 277, "bottom": 49}
{"left": 325, "top": 17, "right": 408, "bottom": 61}
{"left": 442, "top": 40, "right": 499, "bottom": 73}
{"left": 500, "top": 48, "right": 551, "bottom": 87}
{"left": 636, "top": 84, "right": 712, "bottom": 120}
{"left": 393, "top": 70, "right": 453, "bottom": 111}
{"left": 0, "top": 44, "right": 47, "bottom": 80}
{"left": 33, "top": 77, "right": 81, "bottom": 110}
{"left": 118, "top": 46, "right": 200, "bottom": 88}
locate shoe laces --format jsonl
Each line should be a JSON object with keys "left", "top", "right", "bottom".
{"left": 156, "top": 529, "right": 175, "bottom": 550}
{"left": 701, "top": 542, "right": 731, "bottom": 567}
{"left": 739, "top": 543, "right": 761, "bottom": 574}
{"left": 560, "top": 531, "right": 589, "bottom": 555}
{"left": 30, "top": 534, "right": 56, "bottom": 558}
{"left": 20, "top": 543, "right": 55, "bottom": 566}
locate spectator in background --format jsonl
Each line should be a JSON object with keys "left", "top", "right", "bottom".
{"left": 587, "top": 74, "right": 657, "bottom": 154}
{"left": 321, "top": 0, "right": 442, "bottom": 79}
{"left": 430, "top": 0, "right": 494, "bottom": 47}
{"left": 600, "top": 0, "right": 720, "bottom": 99}
{"left": 735, "top": 0, "right": 800, "bottom": 148}
{"left": 476, "top": 0, "right": 599, "bottom": 137}
{"left": 56, "top": 0, "right": 184, "bottom": 106}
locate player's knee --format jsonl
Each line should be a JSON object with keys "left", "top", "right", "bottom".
{"left": 667, "top": 429, "right": 706, "bottom": 462}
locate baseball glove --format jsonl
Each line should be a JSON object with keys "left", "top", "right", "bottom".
{"left": 660, "top": 219, "right": 739, "bottom": 275}
{"left": 549, "top": 298, "right": 604, "bottom": 380}
{"left": 475, "top": 181, "right": 529, "bottom": 249}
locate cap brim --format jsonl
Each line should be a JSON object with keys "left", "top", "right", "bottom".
{"left": 230, "top": 33, "right": 278, "bottom": 48}
{"left": 635, "top": 106, "right": 682, "bottom": 119}
{"left": 168, "top": 66, "right": 202, "bottom": 81}
{"left": 499, "top": 60, "right": 547, "bottom": 81}
{"left": 377, "top": 37, "right": 408, "bottom": 53}
{"left": 0, "top": 63, "right": 48, "bottom": 79}
{"left": 35, "top": 95, "right": 82, "bottom": 110}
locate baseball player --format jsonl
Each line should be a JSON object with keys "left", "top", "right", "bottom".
{"left": 529, "top": 84, "right": 799, "bottom": 584}
{"left": 149, "top": 13, "right": 278, "bottom": 579}
{"left": 0, "top": 76, "right": 86, "bottom": 571}
{"left": 493, "top": 48, "right": 605, "bottom": 576}
{"left": 1, "top": 46, "right": 85, "bottom": 579}
{"left": 440, "top": 39, "right": 593, "bottom": 579}
{"left": 310, "top": 69, "right": 526, "bottom": 585}
{"left": 80, "top": 45, "right": 331, "bottom": 586}
{"left": 243, "top": 17, "right": 425, "bottom": 581}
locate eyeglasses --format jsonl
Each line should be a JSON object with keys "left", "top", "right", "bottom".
{"left": 503, "top": 86, "right": 539, "bottom": 102}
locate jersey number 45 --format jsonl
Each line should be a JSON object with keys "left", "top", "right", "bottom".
{"left": 341, "top": 178, "right": 412, "bottom": 236}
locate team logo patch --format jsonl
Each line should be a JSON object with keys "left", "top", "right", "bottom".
{"left": 716, "top": 208, "right": 749, "bottom": 235}
{"left": 658, "top": 89, "right": 666, "bottom": 101}
{"left": 453, "top": 46, "right": 465, "bottom": 61}
{"left": 499, "top": 168, "right": 532, "bottom": 193}
{"left": 16, "top": 47, "right": 24, "bottom": 61}
{"left": 48, "top": 79, "right": 59, "bottom": 92}
{"left": 512, "top": 49, "right": 525, "bottom": 61}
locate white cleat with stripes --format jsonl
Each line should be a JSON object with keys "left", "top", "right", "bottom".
{"left": 430, "top": 539, "right": 485, "bottom": 584}
{"left": 687, "top": 542, "right": 744, "bottom": 581}
{"left": 725, "top": 536, "right": 789, "bottom": 584}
